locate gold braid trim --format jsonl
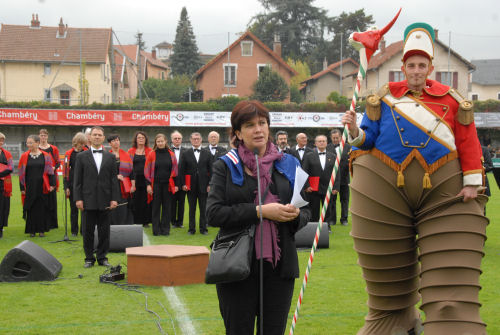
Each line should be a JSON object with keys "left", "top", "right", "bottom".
{"left": 349, "top": 148, "right": 458, "bottom": 187}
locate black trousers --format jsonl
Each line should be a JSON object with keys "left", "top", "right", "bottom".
{"left": 151, "top": 182, "right": 172, "bottom": 235}
{"left": 187, "top": 189, "right": 207, "bottom": 233}
{"left": 216, "top": 258, "right": 295, "bottom": 335}
{"left": 82, "top": 209, "right": 110, "bottom": 264}
{"left": 68, "top": 192, "right": 81, "bottom": 235}
{"left": 171, "top": 189, "right": 185, "bottom": 226}
{"left": 329, "top": 184, "right": 349, "bottom": 223}
{"left": 309, "top": 192, "right": 332, "bottom": 223}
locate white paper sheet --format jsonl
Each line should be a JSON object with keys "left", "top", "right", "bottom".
{"left": 291, "top": 165, "right": 309, "bottom": 208}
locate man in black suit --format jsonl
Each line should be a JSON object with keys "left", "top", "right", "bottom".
{"left": 275, "top": 130, "right": 291, "bottom": 153}
{"left": 289, "top": 132, "right": 312, "bottom": 165}
{"left": 326, "top": 128, "right": 350, "bottom": 226}
{"left": 302, "top": 135, "right": 337, "bottom": 230}
{"left": 206, "top": 131, "right": 227, "bottom": 160}
{"left": 180, "top": 132, "right": 212, "bottom": 235}
{"left": 170, "top": 130, "right": 187, "bottom": 228}
{"left": 74, "top": 126, "right": 120, "bottom": 268}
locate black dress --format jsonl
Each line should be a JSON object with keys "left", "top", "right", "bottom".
{"left": 131, "top": 154, "right": 151, "bottom": 225}
{"left": 23, "top": 154, "right": 52, "bottom": 234}
{"left": 40, "top": 146, "right": 58, "bottom": 229}
{"left": 0, "top": 150, "right": 11, "bottom": 230}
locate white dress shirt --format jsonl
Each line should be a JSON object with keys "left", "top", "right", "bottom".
{"left": 209, "top": 144, "right": 217, "bottom": 156}
{"left": 318, "top": 150, "right": 326, "bottom": 170}
{"left": 296, "top": 145, "right": 306, "bottom": 160}
{"left": 193, "top": 146, "right": 201, "bottom": 162}
{"left": 172, "top": 146, "right": 181, "bottom": 162}
{"left": 91, "top": 146, "right": 104, "bottom": 173}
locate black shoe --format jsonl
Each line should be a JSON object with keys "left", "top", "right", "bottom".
{"left": 340, "top": 221, "right": 348, "bottom": 226}
{"left": 201, "top": 231, "right": 208, "bottom": 235}
{"left": 188, "top": 231, "right": 195, "bottom": 235}
{"left": 161, "top": 232, "right": 170, "bottom": 236}
{"left": 99, "top": 260, "right": 111, "bottom": 267}
{"left": 0, "top": 230, "right": 3, "bottom": 238}
{"left": 71, "top": 233, "right": 77, "bottom": 237}
{"left": 84, "top": 261, "right": 94, "bottom": 268}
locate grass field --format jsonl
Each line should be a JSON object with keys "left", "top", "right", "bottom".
{"left": 0, "top": 175, "right": 498, "bottom": 334}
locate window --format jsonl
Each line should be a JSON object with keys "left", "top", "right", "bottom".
{"left": 223, "top": 63, "right": 237, "bottom": 86}
{"left": 436, "top": 71, "right": 458, "bottom": 89}
{"left": 222, "top": 94, "right": 239, "bottom": 97}
{"left": 44, "top": 89, "right": 51, "bottom": 102}
{"left": 60, "top": 90, "right": 70, "bottom": 105}
{"left": 389, "top": 71, "right": 404, "bottom": 82}
{"left": 257, "top": 64, "right": 271, "bottom": 77}
{"left": 471, "top": 94, "right": 479, "bottom": 101}
{"left": 241, "top": 41, "right": 253, "bottom": 56}
{"left": 44, "top": 63, "right": 51, "bottom": 75}
{"left": 161, "top": 71, "right": 165, "bottom": 80}
{"left": 497, "top": 92, "right": 500, "bottom": 100}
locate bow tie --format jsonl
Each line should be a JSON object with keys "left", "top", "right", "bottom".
{"left": 92, "top": 149, "right": 103, "bottom": 154}
{"left": 193, "top": 149, "right": 200, "bottom": 152}
{"left": 211, "top": 146, "right": 217, "bottom": 149}
{"left": 173, "top": 147, "right": 179, "bottom": 150}
{"left": 298, "top": 148, "right": 305, "bottom": 151}
{"left": 319, "top": 152, "right": 326, "bottom": 155}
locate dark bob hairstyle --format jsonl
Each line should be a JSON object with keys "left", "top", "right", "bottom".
{"left": 230, "top": 100, "right": 271, "bottom": 147}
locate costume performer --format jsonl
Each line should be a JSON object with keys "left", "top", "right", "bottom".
{"left": 342, "top": 23, "right": 488, "bottom": 335}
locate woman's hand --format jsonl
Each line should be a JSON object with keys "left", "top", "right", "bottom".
{"left": 130, "top": 185, "right": 136, "bottom": 193}
{"left": 174, "top": 186, "right": 178, "bottom": 193}
{"left": 147, "top": 185, "right": 153, "bottom": 195}
{"left": 65, "top": 188, "right": 71, "bottom": 197}
{"left": 117, "top": 174, "right": 124, "bottom": 181}
{"left": 49, "top": 186, "right": 55, "bottom": 192}
{"left": 258, "top": 203, "right": 300, "bottom": 222}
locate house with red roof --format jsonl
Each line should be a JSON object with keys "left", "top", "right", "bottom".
{"left": 301, "top": 58, "right": 359, "bottom": 102}
{"left": 301, "top": 31, "right": 475, "bottom": 102}
{"left": 195, "top": 31, "right": 297, "bottom": 102}
{"left": 113, "top": 45, "right": 169, "bottom": 102}
{"left": 0, "top": 15, "right": 113, "bottom": 105}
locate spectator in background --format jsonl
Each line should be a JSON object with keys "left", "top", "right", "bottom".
{"left": 170, "top": 130, "right": 186, "bottom": 228}
{"left": 128, "top": 131, "right": 152, "bottom": 227}
{"left": 0, "top": 132, "right": 13, "bottom": 238}
{"left": 275, "top": 130, "right": 291, "bottom": 153}
{"left": 63, "top": 132, "right": 87, "bottom": 236}
{"left": 39, "top": 128, "right": 60, "bottom": 230}
{"left": 19, "top": 135, "right": 56, "bottom": 237}
{"left": 108, "top": 134, "right": 134, "bottom": 225}
{"left": 145, "top": 134, "right": 178, "bottom": 236}
{"left": 207, "top": 131, "right": 227, "bottom": 159}
{"left": 290, "top": 132, "right": 312, "bottom": 165}
{"left": 326, "top": 128, "right": 350, "bottom": 225}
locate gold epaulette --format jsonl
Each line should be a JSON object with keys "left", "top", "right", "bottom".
{"left": 449, "top": 88, "right": 474, "bottom": 125}
{"left": 365, "top": 84, "right": 389, "bottom": 121}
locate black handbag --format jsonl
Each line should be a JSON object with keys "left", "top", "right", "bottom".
{"left": 205, "top": 168, "right": 273, "bottom": 284}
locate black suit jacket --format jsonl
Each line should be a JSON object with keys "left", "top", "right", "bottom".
{"left": 326, "top": 142, "right": 351, "bottom": 186}
{"left": 289, "top": 146, "right": 313, "bottom": 165}
{"left": 180, "top": 147, "right": 212, "bottom": 193}
{"left": 206, "top": 145, "right": 227, "bottom": 160}
{"left": 207, "top": 160, "right": 311, "bottom": 279}
{"left": 302, "top": 150, "right": 339, "bottom": 194}
{"left": 172, "top": 146, "right": 188, "bottom": 187}
{"left": 73, "top": 149, "right": 120, "bottom": 210}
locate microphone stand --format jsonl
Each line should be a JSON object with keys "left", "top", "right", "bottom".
{"left": 51, "top": 191, "right": 76, "bottom": 243}
{"left": 254, "top": 148, "right": 264, "bottom": 335}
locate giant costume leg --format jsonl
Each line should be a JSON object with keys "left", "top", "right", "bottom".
{"left": 351, "top": 154, "right": 487, "bottom": 335}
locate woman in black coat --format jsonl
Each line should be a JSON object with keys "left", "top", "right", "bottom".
{"left": 206, "top": 100, "right": 310, "bottom": 335}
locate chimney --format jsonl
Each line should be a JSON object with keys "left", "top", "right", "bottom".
{"left": 30, "top": 14, "right": 40, "bottom": 28}
{"left": 434, "top": 29, "right": 439, "bottom": 40}
{"left": 273, "top": 33, "right": 281, "bottom": 57}
{"left": 322, "top": 57, "right": 328, "bottom": 71}
{"left": 380, "top": 38, "right": 386, "bottom": 53}
{"left": 152, "top": 49, "right": 156, "bottom": 59}
{"left": 57, "top": 18, "right": 66, "bottom": 37}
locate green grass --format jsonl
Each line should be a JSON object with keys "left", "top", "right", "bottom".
{"left": 0, "top": 175, "right": 499, "bottom": 334}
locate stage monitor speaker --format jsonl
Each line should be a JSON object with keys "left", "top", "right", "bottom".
{"left": 294, "top": 222, "right": 329, "bottom": 249}
{"left": 0, "top": 240, "right": 62, "bottom": 282}
{"left": 94, "top": 225, "right": 143, "bottom": 252}
{"left": 492, "top": 167, "right": 500, "bottom": 189}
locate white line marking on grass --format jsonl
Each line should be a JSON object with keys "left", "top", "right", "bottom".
{"left": 142, "top": 232, "right": 197, "bottom": 335}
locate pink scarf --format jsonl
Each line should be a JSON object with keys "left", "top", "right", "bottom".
{"left": 238, "top": 141, "right": 283, "bottom": 267}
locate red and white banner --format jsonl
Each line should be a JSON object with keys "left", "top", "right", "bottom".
{"left": 0, "top": 108, "right": 170, "bottom": 126}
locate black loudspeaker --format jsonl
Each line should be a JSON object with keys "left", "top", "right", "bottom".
{"left": 94, "top": 225, "right": 143, "bottom": 252}
{"left": 0, "top": 240, "right": 62, "bottom": 282}
{"left": 294, "top": 222, "right": 329, "bottom": 249}
{"left": 492, "top": 168, "right": 500, "bottom": 189}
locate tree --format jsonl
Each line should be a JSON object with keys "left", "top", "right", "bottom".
{"left": 141, "top": 76, "right": 193, "bottom": 102}
{"left": 249, "top": 0, "right": 330, "bottom": 61}
{"left": 286, "top": 58, "right": 311, "bottom": 87}
{"left": 251, "top": 66, "right": 289, "bottom": 102}
{"left": 318, "top": 9, "right": 374, "bottom": 70}
{"left": 327, "top": 91, "right": 350, "bottom": 109}
{"left": 170, "top": 7, "right": 202, "bottom": 77}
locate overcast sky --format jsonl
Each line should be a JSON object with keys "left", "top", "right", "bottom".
{"left": 2, "top": 0, "right": 500, "bottom": 62}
